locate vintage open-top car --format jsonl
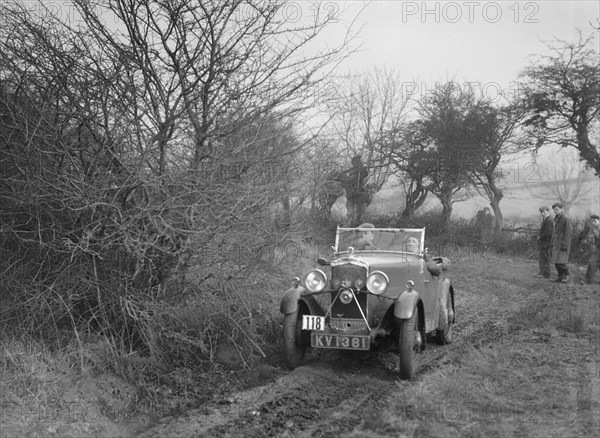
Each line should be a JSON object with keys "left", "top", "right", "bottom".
{"left": 280, "top": 225, "right": 455, "bottom": 379}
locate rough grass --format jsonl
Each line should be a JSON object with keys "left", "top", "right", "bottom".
{"left": 370, "top": 254, "right": 600, "bottom": 438}
{"left": 0, "top": 235, "right": 319, "bottom": 437}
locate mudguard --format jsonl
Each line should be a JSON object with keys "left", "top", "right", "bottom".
{"left": 279, "top": 286, "right": 324, "bottom": 316}
{"left": 393, "top": 288, "right": 420, "bottom": 319}
{"left": 280, "top": 286, "right": 304, "bottom": 315}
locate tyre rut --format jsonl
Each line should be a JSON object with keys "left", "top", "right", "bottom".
{"left": 140, "top": 343, "right": 455, "bottom": 438}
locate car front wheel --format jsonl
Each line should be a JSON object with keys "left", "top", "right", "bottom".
{"left": 283, "top": 310, "right": 306, "bottom": 370}
{"left": 398, "top": 309, "right": 423, "bottom": 380}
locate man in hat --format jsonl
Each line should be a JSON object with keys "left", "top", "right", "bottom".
{"left": 577, "top": 214, "right": 600, "bottom": 284}
{"left": 474, "top": 207, "right": 494, "bottom": 243}
{"left": 551, "top": 202, "right": 574, "bottom": 283}
{"left": 351, "top": 223, "right": 379, "bottom": 250}
{"left": 536, "top": 206, "right": 554, "bottom": 278}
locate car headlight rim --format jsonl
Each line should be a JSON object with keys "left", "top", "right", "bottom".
{"left": 305, "top": 269, "right": 328, "bottom": 292}
{"left": 366, "top": 271, "right": 389, "bottom": 295}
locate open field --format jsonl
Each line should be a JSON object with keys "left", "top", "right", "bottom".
{"left": 369, "top": 175, "right": 600, "bottom": 225}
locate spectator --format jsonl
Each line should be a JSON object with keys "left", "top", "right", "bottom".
{"left": 474, "top": 207, "right": 494, "bottom": 243}
{"left": 551, "top": 202, "right": 574, "bottom": 283}
{"left": 536, "top": 206, "right": 554, "bottom": 278}
{"left": 339, "top": 155, "right": 370, "bottom": 226}
{"left": 577, "top": 214, "right": 600, "bottom": 285}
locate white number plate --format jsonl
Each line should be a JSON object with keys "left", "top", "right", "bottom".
{"left": 302, "top": 315, "right": 325, "bottom": 331}
{"left": 311, "top": 333, "right": 370, "bottom": 350}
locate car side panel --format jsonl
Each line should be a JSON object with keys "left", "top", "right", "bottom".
{"left": 423, "top": 270, "right": 440, "bottom": 332}
{"left": 440, "top": 277, "right": 453, "bottom": 322}
{"left": 407, "top": 258, "right": 437, "bottom": 331}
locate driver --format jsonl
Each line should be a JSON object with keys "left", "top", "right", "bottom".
{"left": 351, "top": 223, "right": 379, "bottom": 250}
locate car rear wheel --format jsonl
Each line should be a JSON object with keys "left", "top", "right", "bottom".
{"left": 398, "top": 309, "right": 423, "bottom": 380}
{"left": 436, "top": 290, "right": 454, "bottom": 345}
{"left": 283, "top": 310, "right": 306, "bottom": 370}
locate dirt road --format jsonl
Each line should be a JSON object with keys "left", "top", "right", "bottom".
{"left": 140, "top": 254, "right": 600, "bottom": 437}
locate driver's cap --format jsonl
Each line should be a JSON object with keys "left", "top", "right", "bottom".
{"left": 357, "top": 223, "right": 375, "bottom": 229}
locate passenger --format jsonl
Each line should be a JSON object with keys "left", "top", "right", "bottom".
{"left": 405, "top": 237, "right": 420, "bottom": 254}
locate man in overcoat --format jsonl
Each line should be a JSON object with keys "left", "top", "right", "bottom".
{"left": 577, "top": 214, "right": 600, "bottom": 284}
{"left": 551, "top": 202, "right": 573, "bottom": 283}
{"left": 536, "top": 206, "right": 554, "bottom": 278}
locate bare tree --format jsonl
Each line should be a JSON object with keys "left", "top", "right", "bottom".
{"left": 327, "top": 68, "right": 409, "bottom": 224}
{"left": 400, "top": 83, "right": 527, "bottom": 233}
{"left": 527, "top": 145, "right": 595, "bottom": 214}
{"left": 416, "top": 82, "right": 481, "bottom": 227}
{"left": 383, "top": 121, "right": 430, "bottom": 219}
{"left": 70, "top": 0, "right": 356, "bottom": 172}
{"left": 520, "top": 32, "right": 600, "bottom": 176}
{"left": 467, "top": 103, "right": 527, "bottom": 235}
{"left": 0, "top": 0, "right": 358, "bottom": 362}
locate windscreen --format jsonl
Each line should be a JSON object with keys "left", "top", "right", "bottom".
{"left": 335, "top": 228, "right": 425, "bottom": 253}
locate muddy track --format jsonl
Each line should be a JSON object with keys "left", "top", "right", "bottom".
{"left": 140, "top": 337, "right": 458, "bottom": 438}
{"left": 141, "top": 296, "right": 477, "bottom": 437}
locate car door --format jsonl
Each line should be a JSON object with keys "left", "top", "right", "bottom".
{"left": 407, "top": 256, "right": 437, "bottom": 330}
{"left": 422, "top": 266, "right": 440, "bottom": 332}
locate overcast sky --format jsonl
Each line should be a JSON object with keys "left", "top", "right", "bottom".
{"left": 323, "top": 0, "right": 599, "bottom": 100}
{"left": 37, "top": 1, "right": 598, "bottom": 101}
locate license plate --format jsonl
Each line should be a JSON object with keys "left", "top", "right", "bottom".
{"left": 302, "top": 315, "right": 325, "bottom": 331}
{"left": 311, "top": 333, "right": 370, "bottom": 350}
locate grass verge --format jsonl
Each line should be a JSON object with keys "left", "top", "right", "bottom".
{"left": 353, "top": 255, "right": 600, "bottom": 437}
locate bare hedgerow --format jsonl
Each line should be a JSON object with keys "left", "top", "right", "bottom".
{"left": 0, "top": 0, "right": 357, "bottom": 379}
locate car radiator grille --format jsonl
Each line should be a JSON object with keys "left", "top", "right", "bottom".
{"left": 330, "top": 291, "right": 367, "bottom": 319}
{"left": 331, "top": 264, "right": 367, "bottom": 289}
{"left": 330, "top": 264, "right": 368, "bottom": 319}
{"left": 328, "top": 318, "right": 369, "bottom": 332}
